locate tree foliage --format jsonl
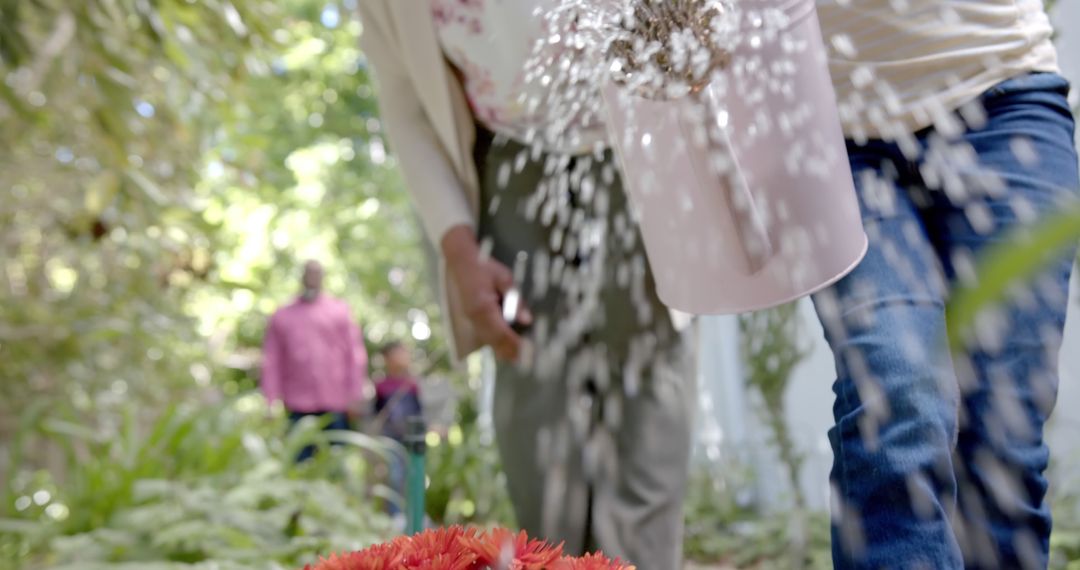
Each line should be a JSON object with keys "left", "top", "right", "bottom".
{"left": 1, "top": 0, "right": 278, "bottom": 458}
{"left": 0, "top": 0, "right": 444, "bottom": 440}
{"left": 0, "top": 3, "right": 456, "bottom": 566}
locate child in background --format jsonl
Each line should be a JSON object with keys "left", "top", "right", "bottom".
{"left": 373, "top": 341, "right": 423, "bottom": 518}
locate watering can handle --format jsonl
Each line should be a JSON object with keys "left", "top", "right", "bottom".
{"left": 696, "top": 88, "right": 774, "bottom": 275}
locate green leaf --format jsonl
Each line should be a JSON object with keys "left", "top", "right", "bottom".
{"left": 946, "top": 202, "right": 1080, "bottom": 350}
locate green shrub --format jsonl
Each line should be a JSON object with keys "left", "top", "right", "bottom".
{"left": 423, "top": 397, "right": 515, "bottom": 528}
{"left": 0, "top": 397, "right": 396, "bottom": 570}
{"left": 682, "top": 463, "right": 831, "bottom": 569}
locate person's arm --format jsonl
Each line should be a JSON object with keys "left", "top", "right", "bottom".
{"left": 345, "top": 315, "right": 368, "bottom": 410}
{"left": 261, "top": 315, "right": 284, "bottom": 407}
{"left": 412, "top": 385, "right": 424, "bottom": 422}
{"left": 357, "top": 5, "right": 530, "bottom": 361}
{"left": 357, "top": 3, "right": 474, "bottom": 244}
{"left": 409, "top": 382, "right": 426, "bottom": 432}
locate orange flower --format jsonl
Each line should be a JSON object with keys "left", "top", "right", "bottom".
{"left": 551, "top": 553, "right": 636, "bottom": 570}
{"left": 461, "top": 528, "right": 563, "bottom": 570}
{"left": 303, "top": 527, "right": 633, "bottom": 570}
{"left": 399, "top": 526, "right": 479, "bottom": 570}
{"left": 304, "top": 549, "right": 397, "bottom": 570}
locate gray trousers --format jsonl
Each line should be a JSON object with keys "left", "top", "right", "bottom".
{"left": 476, "top": 132, "right": 696, "bottom": 570}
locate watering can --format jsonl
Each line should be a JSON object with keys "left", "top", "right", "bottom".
{"left": 600, "top": 0, "right": 867, "bottom": 314}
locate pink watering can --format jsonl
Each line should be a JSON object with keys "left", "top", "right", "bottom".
{"left": 598, "top": 0, "right": 867, "bottom": 314}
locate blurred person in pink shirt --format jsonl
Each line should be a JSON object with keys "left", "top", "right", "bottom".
{"left": 261, "top": 260, "right": 369, "bottom": 461}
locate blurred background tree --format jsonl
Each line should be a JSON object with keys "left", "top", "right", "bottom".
{"left": 1, "top": 0, "right": 273, "bottom": 421}
{"left": 1, "top": 1, "right": 451, "bottom": 566}
{"left": 0, "top": 0, "right": 445, "bottom": 456}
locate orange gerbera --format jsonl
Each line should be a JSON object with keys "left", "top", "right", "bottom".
{"left": 304, "top": 548, "right": 397, "bottom": 570}
{"left": 460, "top": 528, "right": 564, "bottom": 569}
{"left": 552, "top": 553, "right": 637, "bottom": 570}
{"left": 400, "top": 526, "right": 479, "bottom": 570}
{"left": 303, "top": 527, "right": 633, "bottom": 570}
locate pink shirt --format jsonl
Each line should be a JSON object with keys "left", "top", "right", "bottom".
{"left": 261, "top": 295, "right": 368, "bottom": 413}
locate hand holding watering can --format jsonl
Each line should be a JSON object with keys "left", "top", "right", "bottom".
{"left": 596, "top": 0, "right": 867, "bottom": 314}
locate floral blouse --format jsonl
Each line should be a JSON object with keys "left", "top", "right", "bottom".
{"left": 431, "top": 0, "right": 608, "bottom": 154}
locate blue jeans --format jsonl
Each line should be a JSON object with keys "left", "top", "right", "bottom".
{"left": 386, "top": 451, "right": 406, "bottom": 516}
{"left": 288, "top": 411, "right": 350, "bottom": 463}
{"left": 813, "top": 73, "right": 1078, "bottom": 569}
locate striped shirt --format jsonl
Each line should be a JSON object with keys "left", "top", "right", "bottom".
{"left": 817, "top": 0, "right": 1060, "bottom": 141}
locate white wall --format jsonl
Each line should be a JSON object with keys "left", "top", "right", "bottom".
{"left": 699, "top": 3, "right": 1080, "bottom": 509}
{"left": 1044, "top": 0, "right": 1080, "bottom": 491}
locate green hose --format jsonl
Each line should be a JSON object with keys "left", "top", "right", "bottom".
{"left": 404, "top": 416, "right": 426, "bottom": 535}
